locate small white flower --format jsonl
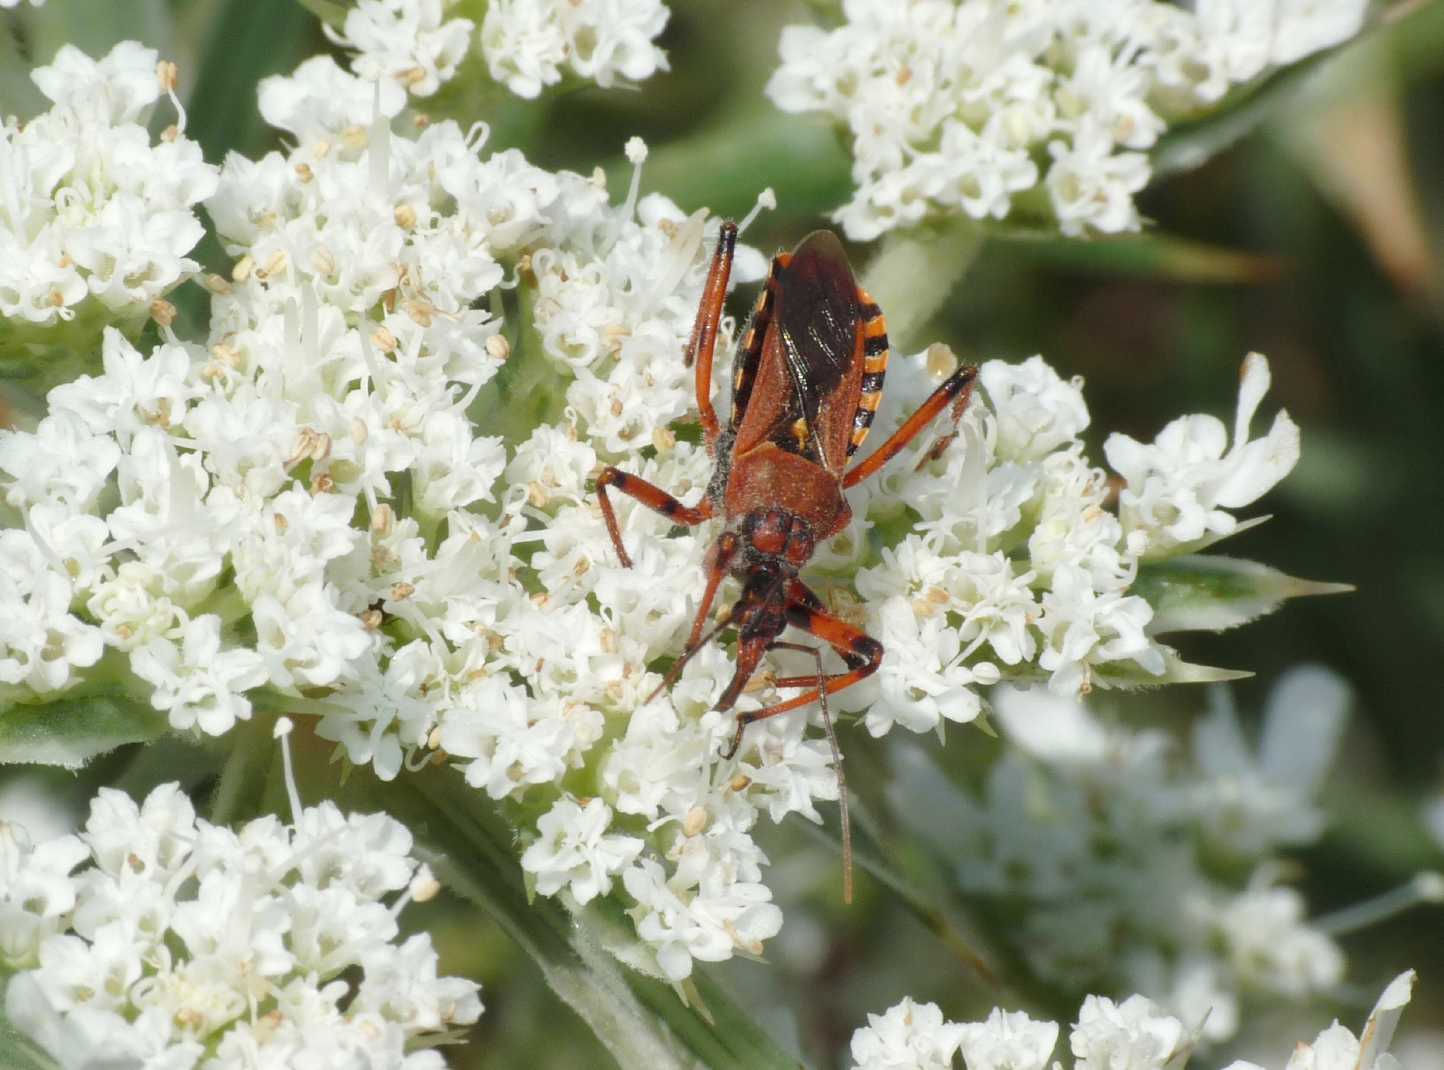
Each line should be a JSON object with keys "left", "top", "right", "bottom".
{"left": 328, "top": 0, "right": 475, "bottom": 97}
{"left": 129, "top": 614, "right": 268, "bottom": 735}
{"left": 956, "top": 1007, "right": 1059, "bottom": 1070}
{"left": 0, "top": 822, "right": 89, "bottom": 970}
{"left": 1036, "top": 563, "right": 1162, "bottom": 694}
{"left": 1069, "top": 993, "right": 1188, "bottom": 1070}
{"left": 1106, "top": 353, "right": 1301, "bottom": 556}
{"left": 30, "top": 41, "right": 162, "bottom": 124}
{"left": 481, "top": 0, "right": 670, "bottom": 98}
{"left": 0, "top": 531, "right": 104, "bottom": 694}
{"left": 257, "top": 55, "right": 407, "bottom": 143}
{"left": 849, "top": 996, "right": 966, "bottom": 1070}
{"left": 521, "top": 797, "right": 644, "bottom": 905}
{"left": 980, "top": 357, "right": 1090, "bottom": 462}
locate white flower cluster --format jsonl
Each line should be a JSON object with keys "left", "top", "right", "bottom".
{"left": 0, "top": 34, "right": 1304, "bottom": 984}
{"left": 2, "top": 782, "right": 481, "bottom": 1067}
{"left": 0, "top": 42, "right": 217, "bottom": 333}
{"left": 317, "top": 0, "right": 671, "bottom": 103}
{"left": 481, "top": 0, "right": 671, "bottom": 98}
{"left": 767, "top": 0, "right": 1369, "bottom": 239}
{"left": 0, "top": 41, "right": 801, "bottom": 983}
{"left": 1105, "top": 352, "right": 1301, "bottom": 557}
{"left": 827, "top": 348, "right": 1295, "bottom": 737}
{"left": 851, "top": 994, "right": 1186, "bottom": 1070}
{"left": 919, "top": 668, "right": 1350, "bottom": 1041}
{"left": 849, "top": 970, "right": 1416, "bottom": 1070}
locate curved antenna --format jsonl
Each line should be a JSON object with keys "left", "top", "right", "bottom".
{"left": 646, "top": 609, "right": 733, "bottom": 705}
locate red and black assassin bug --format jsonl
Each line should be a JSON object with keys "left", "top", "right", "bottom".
{"left": 596, "top": 222, "right": 976, "bottom": 896}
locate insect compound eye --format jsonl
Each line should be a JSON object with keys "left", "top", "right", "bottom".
{"left": 784, "top": 517, "right": 814, "bottom": 566}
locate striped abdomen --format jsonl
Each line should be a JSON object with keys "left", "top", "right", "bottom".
{"left": 849, "top": 288, "right": 888, "bottom": 457}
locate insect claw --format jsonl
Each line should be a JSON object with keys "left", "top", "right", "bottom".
{"left": 719, "top": 719, "right": 746, "bottom": 761}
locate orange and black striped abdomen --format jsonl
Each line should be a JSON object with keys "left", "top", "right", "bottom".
{"left": 849, "top": 287, "right": 888, "bottom": 457}
{"left": 730, "top": 252, "right": 788, "bottom": 432}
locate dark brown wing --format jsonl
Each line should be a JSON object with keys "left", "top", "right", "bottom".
{"left": 777, "top": 231, "right": 862, "bottom": 472}
{"left": 731, "top": 231, "right": 865, "bottom": 476}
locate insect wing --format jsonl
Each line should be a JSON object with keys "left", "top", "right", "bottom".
{"left": 777, "top": 232, "right": 864, "bottom": 474}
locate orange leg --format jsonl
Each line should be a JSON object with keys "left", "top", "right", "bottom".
{"left": 842, "top": 364, "right": 977, "bottom": 489}
{"left": 596, "top": 467, "right": 714, "bottom": 569}
{"left": 687, "top": 531, "right": 739, "bottom": 650}
{"left": 720, "top": 583, "right": 882, "bottom": 760}
{"left": 683, "top": 221, "right": 738, "bottom": 449}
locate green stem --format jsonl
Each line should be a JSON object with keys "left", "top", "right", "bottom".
{"left": 208, "top": 704, "right": 278, "bottom": 825}
{"left": 860, "top": 218, "right": 985, "bottom": 351}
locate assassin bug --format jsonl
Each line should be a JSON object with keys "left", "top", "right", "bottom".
{"left": 596, "top": 222, "right": 976, "bottom": 897}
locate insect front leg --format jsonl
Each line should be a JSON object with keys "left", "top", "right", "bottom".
{"left": 595, "top": 467, "right": 714, "bottom": 569}
{"left": 683, "top": 221, "right": 738, "bottom": 450}
{"left": 841, "top": 364, "right": 978, "bottom": 488}
{"left": 720, "top": 583, "right": 882, "bottom": 760}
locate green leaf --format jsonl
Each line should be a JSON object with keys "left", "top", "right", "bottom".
{"left": 185, "top": 0, "right": 320, "bottom": 167}
{"left": 1133, "top": 554, "right": 1353, "bottom": 635}
{"left": 998, "top": 229, "right": 1285, "bottom": 284}
{"left": 353, "top": 769, "right": 802, "bottom": 1070}
{"left": 15, "top": 0, "right": 174, "bottom": 73}
{"left": 609, "top": 104, "right": 853, "bottom": 223}
{"left": 0, "top": 693, "right": 168, "bottom": 769}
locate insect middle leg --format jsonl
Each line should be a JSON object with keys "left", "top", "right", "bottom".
{"left": 596, "top": 467, "right": 714, "bottom": 569}
{"left": 720, "top": 582, "right": 882, "bottom": 760}
{"left": 683, "top": 220, "right": 738, "bottom": 450}
{"left": 841, "top": 364, "right": 978, "bottom": 489}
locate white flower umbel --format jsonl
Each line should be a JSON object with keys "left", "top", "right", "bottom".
{"left": 0, "top": 42, "right": 217, "bottom": 336}
{"left": 934, "top": 671, "right": 1348, "bottom": 1042}
{"left": 767, "top": 1, "right": 1369, "bottom": 240}
{"left": 2, "top": 782, "right": 481, "bottom": 1066}
{"left": 481, "top": 0, "right": 670, "bottom": 98}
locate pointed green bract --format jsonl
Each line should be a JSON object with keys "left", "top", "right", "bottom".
{"left": 1133, "top": 555, "right": 1352, "bottom": 636}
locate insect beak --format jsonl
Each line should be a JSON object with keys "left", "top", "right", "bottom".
{"left": 715, "top": 632, "right": 769, "bottom": 712}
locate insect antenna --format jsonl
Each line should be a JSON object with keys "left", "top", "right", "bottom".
{"left": 645, "top": 610, "right": 733, "bottom": 705}
{"left": 770, "top": 640, "right": 853, "bottom": 905}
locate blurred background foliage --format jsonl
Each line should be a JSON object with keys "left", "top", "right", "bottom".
{"left": 2, "top": 1, "right": 1443, "bottom": 1067}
